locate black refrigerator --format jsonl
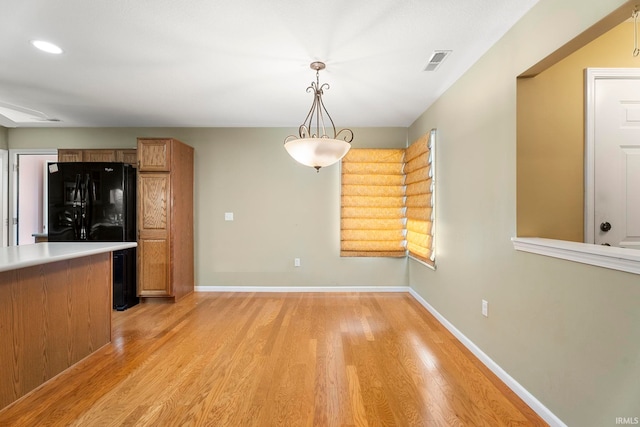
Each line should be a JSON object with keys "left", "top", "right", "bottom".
{"left": 47, "top": 162, "right": 138, "bottom": 311}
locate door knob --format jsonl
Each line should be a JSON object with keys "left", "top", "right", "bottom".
{"left": 600, "top": 222, "right": 612, "bottom": 232}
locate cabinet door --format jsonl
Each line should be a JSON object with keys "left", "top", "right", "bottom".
{"left": 138, "top": 173, "right": 171, "bottom": 296}
{"left": 117, "top": 149, "right": 138, "bottom": 166}
{"left": 138, "top": 139, "right": 171, "bottom": 172}
{"left": 138, "top": 239, "right": 170, "bottom": 296}
{"left": 84, "top": 150, "right": 116, "bottom": 162}
{"left": 57, "top": 149, "right": 83, "bottom": 162}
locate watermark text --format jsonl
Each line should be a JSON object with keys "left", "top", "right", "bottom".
{"left": 616, "top": 417, "right": 639, "bottom": 425}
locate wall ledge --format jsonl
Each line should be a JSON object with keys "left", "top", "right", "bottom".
{"left": 512, "top": 237, "right": 640, "bottom": 275}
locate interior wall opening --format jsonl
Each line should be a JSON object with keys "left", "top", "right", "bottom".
{"left": 516, "top": 1, "right": 636, "bottom": 243}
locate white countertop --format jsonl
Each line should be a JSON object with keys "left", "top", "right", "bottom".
{"left": 0, "top": 242, "right": 137, "bottom": 273}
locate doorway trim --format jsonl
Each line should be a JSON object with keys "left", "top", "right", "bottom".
{"left": 8, "top": 148, "right": 57, "bottom": 246}
{"left": 0, "top": 149, "right": 7, "bottom": 247}
{"left": 584, "top": 67, "right": 640, "bottom": 244}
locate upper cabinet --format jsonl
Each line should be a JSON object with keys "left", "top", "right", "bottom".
{"left": 57, "top": 149, "right": 84, "bottom": 162}
{"left": 83, "top": 149, "right": 117, "bottom": 162}
{"left": 117, "top": 149, "right": 138, "bottom": 165}
{"left": 137, "top": 139, "right": 171, "bottom": 172}
{"left": 58, "top": 149, "right": 137, "bottom": 166}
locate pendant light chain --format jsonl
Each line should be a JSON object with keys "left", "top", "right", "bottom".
{"left": 634, "top": 7, "right": 640, "bottom": 57}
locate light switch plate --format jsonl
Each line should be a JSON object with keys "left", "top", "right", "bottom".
{"left": 224, "top": 212, "right": 234, "bottom": 221}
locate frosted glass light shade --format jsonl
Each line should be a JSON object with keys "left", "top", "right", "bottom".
{"left": 284, "top": 137, "right": 351, "bottom": 170}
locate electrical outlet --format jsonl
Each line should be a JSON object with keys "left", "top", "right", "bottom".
{"left": 294, "top": 258, "right": 301, "bottom": 267}
{"left": 482, "top": 299, "right": 488, "bottom": 317}
{"left": 224, "top": 212, "right": 234, "bottom": 221}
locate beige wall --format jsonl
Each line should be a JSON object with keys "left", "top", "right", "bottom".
{"left": 8, "top": 126, "right": 410, "bottom": 288}
{"left": 518, "top": 21, "right": 639, "bottom": 241}
{"left": 0, "top": 126, "right": 7, "bottom": 149}
{"left": 409, "top": 0, "right": 640, "bottom": 426}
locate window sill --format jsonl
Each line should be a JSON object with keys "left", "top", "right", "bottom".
{"left": 512, "top": 237, "right": 640, "bottom": 275}
{"left": 408, "top": 255, "right": 436, "bottom": 270}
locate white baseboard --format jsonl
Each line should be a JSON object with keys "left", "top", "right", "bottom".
{"left": 407, "top": 288, "right": 566, "bottom": 427}
{"left": 195, "top": 285, "right": 410, "bottom": 293}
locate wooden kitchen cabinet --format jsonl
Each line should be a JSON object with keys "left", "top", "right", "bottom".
{"left": 117, "top": 149, "right": 138, "bottom": 165}
{"left": 83, "top": 149, "right": 117, "bottom": 162}
{"left": 57, "top": 149, "right": 84, "bottom": 162}
{"left": 137, "top": 138, "right": 194, "bottom": 301}
{"left": 57, "top": 149, "right": 137, "bottom": 166}
{"left": 137, "top": 173, "right": 171, "bottom": 297}
{"left": 137, "top": 139, "right": 171, "bottom": 171}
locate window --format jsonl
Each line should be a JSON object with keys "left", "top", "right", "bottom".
{"left": 340, "top": 129, "right": 436, "bottom": 266}
{"left": 340, "top": 148, "right": 406, "bottom": 257}
{"left": 405, "top": 130, "right": 435, "bottom": 267}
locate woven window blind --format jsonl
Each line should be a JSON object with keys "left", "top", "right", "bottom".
{"left": 341, "top": 149, "right": 406, "bottom": 257}
{"left": 405, "top": 132, "right": 435, "bottom": 266}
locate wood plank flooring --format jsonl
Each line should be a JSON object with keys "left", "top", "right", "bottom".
{"left": 0, "top": 292, "right": 548, "bottom": 426}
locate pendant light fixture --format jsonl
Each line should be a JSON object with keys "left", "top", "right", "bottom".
{"left": 284, "top": 61, "right": 353, "bottom": 172}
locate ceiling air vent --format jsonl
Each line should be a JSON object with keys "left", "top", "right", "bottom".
{"left": 424, "top": 50, "right": 451, "bottom": 72}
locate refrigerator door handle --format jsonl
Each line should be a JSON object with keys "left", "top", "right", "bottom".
{"left": 73, "top": 174, "right": 81, "bottom": 206}
{"left": 78, "top": 174, "right": 90, "bottom": 240}
{"left": 85, "top": 174, "right": 94, "bottom": 239}
{"left": 74, "top": 204, "right": 83, "bottom": 240}
{"left": 81, "top": 174, "right": 89, "bottom": 203}
{"left": 71, "top": 174, "right": 80, "bottom": 239}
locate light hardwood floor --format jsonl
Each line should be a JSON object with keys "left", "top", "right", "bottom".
{"left": 0, "top": 292, "right": 548, "bottom": 426}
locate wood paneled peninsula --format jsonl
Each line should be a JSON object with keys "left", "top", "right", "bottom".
{"left": 0, "top": 242, "right": 136, "bottom": 410}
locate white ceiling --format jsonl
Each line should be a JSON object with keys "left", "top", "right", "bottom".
{"left": 0, "top": 0, "right": 539, "bottom": 128}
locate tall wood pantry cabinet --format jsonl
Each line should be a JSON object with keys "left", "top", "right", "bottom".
{"left": 137, "top": 138, "right": 194, "bottom": 301}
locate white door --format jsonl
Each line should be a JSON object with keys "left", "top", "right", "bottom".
{"left": 587, "top": 69, "right": 640, "bottom": 249}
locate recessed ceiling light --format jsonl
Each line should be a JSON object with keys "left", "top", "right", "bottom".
{"left": 30, "top": 40, "right": 63, "bottom": 54}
